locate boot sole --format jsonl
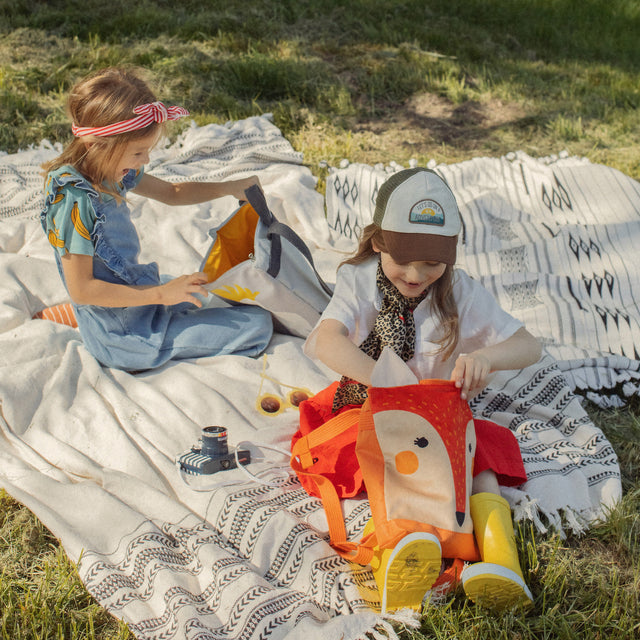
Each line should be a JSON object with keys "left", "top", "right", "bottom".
{"left": 461, "top": 562, "right": 533, "bottom": 612}
{"left": 376, "top": 532, "right": 442, "bottom": 613}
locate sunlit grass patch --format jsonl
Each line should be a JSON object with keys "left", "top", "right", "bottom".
{"left": 0, "top": 490, "right": 132, "bottom": 640}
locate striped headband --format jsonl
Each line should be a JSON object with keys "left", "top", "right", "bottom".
{"left": 71, "top": 101, "right": 190, "bottom": 137}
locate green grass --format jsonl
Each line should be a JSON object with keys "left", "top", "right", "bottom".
{"left": 2, "top": 0, "right": 640, "bottom": 175}
{"left": 1, "top": 1, "right": 640, "bottom": 638}
{"left": 0, "top": 491, "right": 132, "bottom": 639}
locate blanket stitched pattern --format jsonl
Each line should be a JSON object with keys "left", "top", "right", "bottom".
{"left": 0, "top": 116, "right": 634, "bottom": 639}
{"left": 323, "top": 154, "right": 637, "bottom": 531}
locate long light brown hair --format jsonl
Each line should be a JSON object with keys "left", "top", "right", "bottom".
{"left": 42, "top": 67, "right": 163, "bottom": 195}
{"left": 344, "top": 223, "right": 460, "bottom": 359}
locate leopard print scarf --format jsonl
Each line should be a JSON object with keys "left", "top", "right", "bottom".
{"left": 331, "top": 261, "right": 429, "bottom": 411}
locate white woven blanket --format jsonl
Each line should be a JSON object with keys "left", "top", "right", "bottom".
{"left": 0, "top": 117, "right": 633, "bottom": 639}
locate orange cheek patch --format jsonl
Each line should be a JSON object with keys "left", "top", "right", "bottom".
{"left": 395, "top": 450, "right": 419, "bottom": 475}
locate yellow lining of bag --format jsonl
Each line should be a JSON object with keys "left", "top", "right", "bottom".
{"left": 203, "top": 203, "right": 259, "bottom": 283}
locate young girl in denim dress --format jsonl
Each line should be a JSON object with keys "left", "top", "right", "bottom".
{"left": 41, "top": 67, "right": 273, "bottom": 371}
{"left": 302, "top": 168, "right": 542, "bottom": 613}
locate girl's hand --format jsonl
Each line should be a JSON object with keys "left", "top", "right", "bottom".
{"left": 450, "top": 352, "right": 492, "bottom": 400}
{"left": 158, "top": 272, "right": 209, "bottom": 307}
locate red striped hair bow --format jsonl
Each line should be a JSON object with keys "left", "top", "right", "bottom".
{"left": 71, "top": 102, "right": 190, "bottom": 137}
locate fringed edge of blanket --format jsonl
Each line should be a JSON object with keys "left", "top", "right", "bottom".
{"left": 504, "top": 486, "right": 613, "bottom": 539}
{"left": 364, "top": 612, "right": 421, "bottom": 640}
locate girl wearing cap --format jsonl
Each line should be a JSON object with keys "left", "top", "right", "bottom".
{"left": 41, "top": 67, "right": 272, "bottom": 371}
{"left": 302, "top": 167, "right": 541, "bottom": 612}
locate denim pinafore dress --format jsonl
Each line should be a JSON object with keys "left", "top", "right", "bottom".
{"left": 41, "top": 166, "right": 272, "bottom": 370}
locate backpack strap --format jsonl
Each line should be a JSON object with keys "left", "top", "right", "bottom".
{"left": 243, "top": 185, "right": 334, "bottom": 297}
{"left": 291, "top": 407, "right": 376, "bottom": 565}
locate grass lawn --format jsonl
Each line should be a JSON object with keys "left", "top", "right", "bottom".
{"left": 1, "top": 1, "right": 639, "bottom": 638}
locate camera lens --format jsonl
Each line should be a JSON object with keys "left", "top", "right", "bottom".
{"left": 201, "top": 425, "right": 229, "bottom": 457}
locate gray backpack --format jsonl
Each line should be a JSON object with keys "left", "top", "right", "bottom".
{"left": 201, "top": 185, "right": 333, "bottom": 337}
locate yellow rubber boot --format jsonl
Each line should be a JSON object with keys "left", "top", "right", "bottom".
{"left": 363, "top": 519, "right": 442, "bottom": 613}
{"left": 461, "top": 492, "right": 533, "bottom": 612}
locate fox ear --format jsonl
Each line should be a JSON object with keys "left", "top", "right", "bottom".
{"left": 371, "top": 347, "right": 419, "bottom": 387}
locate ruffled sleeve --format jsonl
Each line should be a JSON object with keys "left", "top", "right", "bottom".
{"left": 42, "top": 168, "right": 98, "bottom": 257}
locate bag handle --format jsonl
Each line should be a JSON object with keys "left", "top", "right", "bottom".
{"left": 291, "top": 407, "right": 375, "bottom": 565}
{"left": 243, "top": 185, "right": 334, "bottom": 297}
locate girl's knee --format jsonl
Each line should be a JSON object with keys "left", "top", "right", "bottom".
{"left": 243, "top": 306, "right": 273, "bottom": 350}
{"left": 239, "top": 305, "right": 273, "bottom": 335}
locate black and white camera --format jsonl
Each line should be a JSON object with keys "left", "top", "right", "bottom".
{"left": 177, "top": 426, "right": 250, "bottom": 475}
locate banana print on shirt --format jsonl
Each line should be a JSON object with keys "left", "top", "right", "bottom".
{"left": 43, "top": 177, "right": 96, "bottom": 257}
{"left": 70, "top": 201, "right": 91, "bottom": 241}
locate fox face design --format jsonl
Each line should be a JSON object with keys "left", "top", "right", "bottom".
{"left": 368, "top": 382, "right": 476, "bottom": 535}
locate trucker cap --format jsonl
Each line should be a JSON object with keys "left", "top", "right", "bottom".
{"left": 373, "top": 167, "right": 461, "bottom": 264}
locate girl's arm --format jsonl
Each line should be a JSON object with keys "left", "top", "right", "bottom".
{"left": 61, "top": 253, "right": 209, "bottom": 308}
{"left": 312, "top": 318, "right": 378, "bottom": 386}
{"left": 450, "top": 326, "right": 542, "bottom": 400}
{"left": 131, "top": 173, "right": 262, "bottom": 206}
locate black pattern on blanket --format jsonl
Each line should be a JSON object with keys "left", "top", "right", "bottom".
{"left": 326, "top": 156, "right": 640, "bottom": 407}
{"left": 0, "top": 117, "right": 634, "bottom": 639}
{"left": 325, "top": 154, "right": 634, "bottom": 529}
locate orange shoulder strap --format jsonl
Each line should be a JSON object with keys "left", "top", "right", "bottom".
{"left": 290, "top": 408, "right": 375, "bottom": 564}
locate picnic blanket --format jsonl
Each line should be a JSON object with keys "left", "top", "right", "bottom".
{"left": 0, "top": 116, "right": 636, "bottom": 639}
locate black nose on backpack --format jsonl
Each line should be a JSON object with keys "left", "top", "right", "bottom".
{"left": 456, "top": 511, "right": 465, "bottom": 527}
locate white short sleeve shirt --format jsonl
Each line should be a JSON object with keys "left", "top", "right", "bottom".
{"left": 304, "top": 257, "right": 523, "bottom": 381}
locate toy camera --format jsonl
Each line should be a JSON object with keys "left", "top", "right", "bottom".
{"left": 177, "top": 426, "right": 250, "bottom": 475}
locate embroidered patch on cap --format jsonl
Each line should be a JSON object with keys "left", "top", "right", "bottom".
{"left": 409, "top": 199, "right": 445, "bottom": 226}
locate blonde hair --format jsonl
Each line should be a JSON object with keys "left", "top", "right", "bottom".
{"left": 42, "top": 67, "right": 163, "bottom": 195}
{"left": 344, "top": 223, "right": 460, "bottom": 359}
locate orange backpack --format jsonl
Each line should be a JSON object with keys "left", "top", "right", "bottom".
{"left": 291, "top": 378, "right": 481, "bottom": 565}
